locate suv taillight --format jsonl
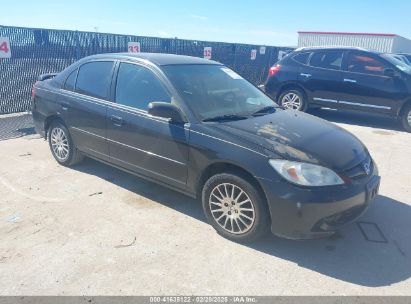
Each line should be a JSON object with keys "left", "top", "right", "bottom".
{"left": 268, "top": 65, "right": 281, "bottom": 77}
{"left": 31, "top": 81, "right": 38, "bottom": 98}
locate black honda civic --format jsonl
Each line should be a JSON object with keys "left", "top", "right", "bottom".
{"left": 31, "top": 53, "right": 380, "bottom": 242}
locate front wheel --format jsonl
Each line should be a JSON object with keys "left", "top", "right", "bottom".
{"left": 401, "top": 104, "right": 411, "bottom": 133}
{"left": 48, "top": 121, "right": 84, "bottom": 166}
{"left": 278, "top": 89, "right": 307, "bottom": 111}
{"left": 202, "top": 173, "right": 270, "bottom": 242}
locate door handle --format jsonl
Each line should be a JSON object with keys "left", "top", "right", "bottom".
{"left": 110, "top": 115, "right": 124, "bottom": 127}
{"left": 300, "top": 73, "right": 312, "bottom": 78}
{"left": 344, "top": 78, "right": 357, "bottom": 83}
{"left": 60, "top": 102, "right": 70, "bottom": 111}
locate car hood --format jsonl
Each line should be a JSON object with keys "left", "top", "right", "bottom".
{"left": 211, "top": 110, "right": 368, "bottom": 171}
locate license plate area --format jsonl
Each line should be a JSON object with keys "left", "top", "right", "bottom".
{"left": 366, "top": 176, "right": 380, "bottom": 202}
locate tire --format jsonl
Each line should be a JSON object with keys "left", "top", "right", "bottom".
{"left": 201, "top": 173, "right": 270, "bottom": 243}
{"left": 400, "top": 104, "right": 411, "bottom": 133}
{"left": 48, "top": 121, "right": 84, "bottom": 166}
{"left": 278, "top": 88, "right": 307, "bottom": 112}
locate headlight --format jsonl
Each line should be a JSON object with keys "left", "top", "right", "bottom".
{"left": 269, "top": 159, "right": 344, "bottom": 186}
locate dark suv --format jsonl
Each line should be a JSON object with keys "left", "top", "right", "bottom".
{"left": 264, "top": 47, "right": 411, "bottom": 132}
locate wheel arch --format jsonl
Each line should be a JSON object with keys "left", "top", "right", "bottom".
{"left": 197, "top": 161, "right": 268, "bottom": 204}
{"left": 44, "top": 114, "right": 67, "bottom": 139}
{"left": 398, "top": 98, "right": 411, "bottom": 117}
{"left": 276, "top": 82, "right": 308, "bottom": 102}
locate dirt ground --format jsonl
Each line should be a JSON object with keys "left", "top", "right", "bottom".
{"left": 0, "top": 110, "right": 410, "bottom": 295}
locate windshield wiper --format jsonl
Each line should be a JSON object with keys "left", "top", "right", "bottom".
{"left": 252, "top": 105, "right": 278, "bottom": 116}
{"left": 202, "top": 114, "right": 249, "bottom": 122}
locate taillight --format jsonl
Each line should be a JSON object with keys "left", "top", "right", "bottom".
{"left": 31, "top": 81, "right": 38, "bottom": 98}
{"left": 268, "top": 65, "right": 281, "bottom": 77}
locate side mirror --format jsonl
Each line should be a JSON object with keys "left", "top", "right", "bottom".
{"left": 148, "top": 102, "right": 186, "bottom": 123}
{"left": 384, "top": 68, "right": 398, "bottom": 78}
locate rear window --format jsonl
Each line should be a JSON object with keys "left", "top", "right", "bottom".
{"left": 310, "top": 51, "right": 343, "bottom": 70}
{"left": 292, "top": 52, "right": 311, "bottom": 64}
{"left": 76, "top": 61, "right": 114, "bottom": 99}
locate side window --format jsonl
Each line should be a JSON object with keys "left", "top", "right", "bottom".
{"left": 115, "top": 63, "right": 171, "bottom": 110}
{"left": 76, "top": 61, "right": 114, "bottom": 99}
{"left": 64, "top": 69, "right": 77, "bottom": 91}
{"left": 347, "top": 53, "right": 388, "bottom": 76}
{"left": 310, "top": 51, "right": 343, "bottom": 70}
{"left": 293, "top": 52, "right": 311, "bottom": 65}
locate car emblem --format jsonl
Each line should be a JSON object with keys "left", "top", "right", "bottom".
{"left": 363, "top": 161, "right": 371, "bottom": 175}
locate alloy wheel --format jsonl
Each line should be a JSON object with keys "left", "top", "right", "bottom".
{"left": 50, "top": 127, "right": 69, "bottom": 161}
{"left": 281, "top": 92, "right": 302, "bottom": 110}
{"left": 209, "top": 183, "right": 255, "bottom": 234}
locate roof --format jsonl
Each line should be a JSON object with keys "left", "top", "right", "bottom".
{"left": 89, "top": 53, "right": 221, "bottom": 66}
{"left": 294, "top": 46, "right": 380, "bottom": 53}
{"left": 298, "top": 31, "right": 397, "bottom": 37}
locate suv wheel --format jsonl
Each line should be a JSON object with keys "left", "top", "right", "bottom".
{"left": 202, "top": 173, "right": 270, "bottom": 242}
{"left": 278, "top": 89, "right": 307, "bottom": 111}
{"left": 48, "top": 121, "right": 84, "bottom": 166}
{"left": 401, "top": 104, "right": 411, "bottom": 132}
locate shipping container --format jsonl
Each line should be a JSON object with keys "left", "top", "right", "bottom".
{"left": 298, "top": 31, "right": 411, "bottom": 53}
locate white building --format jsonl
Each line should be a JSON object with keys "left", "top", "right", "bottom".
{"left": 298, "top": 31, "right": 411, "bottom": 53}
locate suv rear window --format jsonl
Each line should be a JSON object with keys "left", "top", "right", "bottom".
{"left": 293, "top": 52, "right": 311, "bottom": 64}
{"left": 310, "top": 51, "right": 343, "bottom": 70}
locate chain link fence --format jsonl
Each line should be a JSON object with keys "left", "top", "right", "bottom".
{"left": 0, "top": 25, "right": 293, "bottom": 114}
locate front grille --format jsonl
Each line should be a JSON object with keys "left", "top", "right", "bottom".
{"left": 342, "top": 155, "right": 373, "bottom": 180}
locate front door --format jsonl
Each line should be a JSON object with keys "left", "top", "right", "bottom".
{"left": 340, "top": 51, "right": 405, "bottom": 115}
{"left": 106, "top": 62, "right": 189, "bottom": 187}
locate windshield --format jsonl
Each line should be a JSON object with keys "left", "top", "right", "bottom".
{"left": 402, "top": 54, "right": 411, "bottom": 63}
{"left": 382, "top": 54, "right": 411, "bottom": 74}
{"left": 162, "top": 64, "right": 277, "bottom": 120}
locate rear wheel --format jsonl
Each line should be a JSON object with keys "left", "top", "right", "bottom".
{"left": 48, "top": 121, "right": 84, "bottom": 166}
{"left": 202, "top": 173, "right": 270, "bottom": 242}
{"left": 278, "top": 89, "right": 307, "bottom": 112}
{"left": 401, "top": 104, "right": 411, "bottom": 132}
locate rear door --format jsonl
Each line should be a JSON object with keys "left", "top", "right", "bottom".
{"left": 59, "top": 60, "right": 115, "bottom": 160}
{"left": 340, "top": 51, "right": 404, "bottom": 114}
{"left": 299, "top": 50, "right": 344, "bottom": 108}
{"left": 106, "top": 62, "right": 189, "bottom": 187}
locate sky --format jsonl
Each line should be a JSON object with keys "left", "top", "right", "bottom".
{"left": 1, "top": 0, "right": 411, "bottom": 47}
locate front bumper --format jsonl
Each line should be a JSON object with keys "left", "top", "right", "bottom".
{"left": 258, "top": 173, "right": 380, "bottom": 240}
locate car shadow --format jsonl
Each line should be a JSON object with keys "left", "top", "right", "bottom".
{"left": 73, "top": 158, "right": 411, "bottom": 288}
{"left": 245, "top": 194, "right": 411, "bottom": 287}
{"left": 308, "top": 108, "right": 404, "bottom": 132}
{"left": 0, "top": 113, "right": 35, "bottom": 141}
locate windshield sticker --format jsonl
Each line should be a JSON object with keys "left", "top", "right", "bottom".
{"left": 221, "top": 68, "right": 243, "bottom": 79}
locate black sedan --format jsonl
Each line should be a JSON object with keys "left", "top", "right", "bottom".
{"left": 31, "top": 53, "right": 380, "bottom": 242}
